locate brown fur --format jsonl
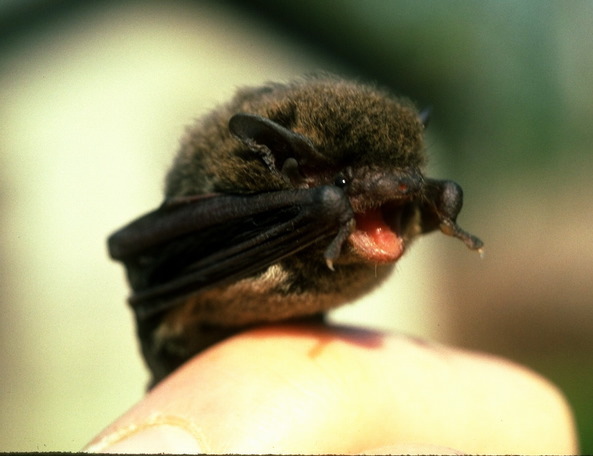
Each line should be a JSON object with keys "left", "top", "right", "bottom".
{"left": 145, "top": 75, "right": 428, "bottom": 384}
{"left": 165, "top": 75, "right": 424, "bottom": 196}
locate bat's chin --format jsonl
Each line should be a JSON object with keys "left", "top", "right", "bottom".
{"left": 348, "top": 202, "right": 419, "bottom": 264}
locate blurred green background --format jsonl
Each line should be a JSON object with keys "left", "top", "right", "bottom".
{"left": 1, "top": 0, "right": 591, "bottom": 452}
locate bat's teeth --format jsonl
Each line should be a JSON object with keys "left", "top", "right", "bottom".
{"left": 325, "top": 258, "right": 335, "bottom": 271}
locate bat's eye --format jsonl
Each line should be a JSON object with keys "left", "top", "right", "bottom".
{"left": 334, "top": 175, "right": 348, "bottom": 188}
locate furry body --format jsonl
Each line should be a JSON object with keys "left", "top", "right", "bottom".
{"left": 108, "top": 75, "right": 482, "bottom": 384}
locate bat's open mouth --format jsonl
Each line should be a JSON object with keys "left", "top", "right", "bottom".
{"left": 349, "top": 202, "right": 416, "bottom": 263}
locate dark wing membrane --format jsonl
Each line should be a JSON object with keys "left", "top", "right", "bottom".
{"left": 108, "top": 186, "right": 353, "bottom": 319}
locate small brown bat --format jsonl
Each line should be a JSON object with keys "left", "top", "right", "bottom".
{"left": 108, "top": 75, "right": 483, "bottom": 386}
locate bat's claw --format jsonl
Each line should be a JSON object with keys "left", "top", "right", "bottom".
{"left": 439, "top": 220, "right": 484, "bottom": 252}
{"left": 323, "top": 219, "right": 355, "bottom": 270}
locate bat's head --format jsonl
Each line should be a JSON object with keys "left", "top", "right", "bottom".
{"left": 224, "top": 77, "right": 432, "bottom": 266}
{"left": 167, "top": 76, "right": 481, "bottom": 266}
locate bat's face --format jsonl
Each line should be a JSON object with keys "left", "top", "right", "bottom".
{"left": 167, "top": 77, "right": 430, "bottom": 267}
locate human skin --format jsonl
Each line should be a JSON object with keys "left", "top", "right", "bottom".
{"left": 85, "top": 323, "right": 578, "bottom": 454}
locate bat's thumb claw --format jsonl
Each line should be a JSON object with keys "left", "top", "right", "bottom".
{"left": 439, "top": 220, "right": 484, "bottom": 252}
{"left": 323, "top": 219, "right": 354, "bottom": 271}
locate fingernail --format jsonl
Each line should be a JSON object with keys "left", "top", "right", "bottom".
{"left": 86, "top": 423, "right": 203, "bottom": 454}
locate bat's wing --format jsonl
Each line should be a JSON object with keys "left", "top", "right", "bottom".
{"left": 108, "top": 186, "right": 354, "bottom": 319}
{"left": 419, "top": 178, "right": 484, "bottom": 252}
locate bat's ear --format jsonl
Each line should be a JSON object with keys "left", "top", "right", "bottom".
{"left": 229, "top": 113, "right": 325, "bottom": 181}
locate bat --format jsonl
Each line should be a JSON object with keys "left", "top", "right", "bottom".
{"left": 108, "top": 75, "right": 484, "bottom": 386}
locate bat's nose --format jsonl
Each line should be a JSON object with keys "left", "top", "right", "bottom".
{"left": 346, "top": 169, "right": 424, "bottom": 213}
{"left": 369, "top": 172, "right": 423, "bottom": 201}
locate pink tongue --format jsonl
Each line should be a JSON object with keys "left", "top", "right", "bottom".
{"left": 350, "top": 208, "right": 404, "bottom": 263}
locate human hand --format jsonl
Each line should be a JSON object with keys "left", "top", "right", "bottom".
{"left": 84, "top": 323, "right": 577, "bottom": 454}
